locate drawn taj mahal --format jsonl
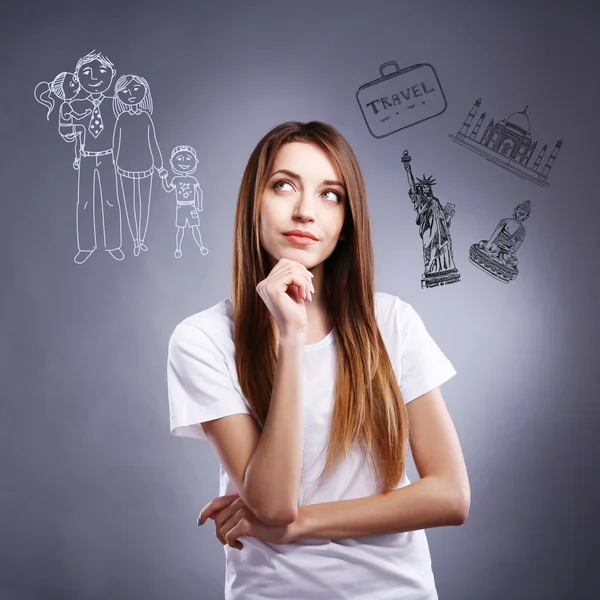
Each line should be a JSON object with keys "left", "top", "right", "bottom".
{"left": 449, "top": 98, "right": 562, "bottom": 187}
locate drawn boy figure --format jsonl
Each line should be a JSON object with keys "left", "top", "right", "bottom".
{"left": 71, "top": 50, "right": 123, "bottom": 264}
{"left": 160, "top": 145, "right": 209, "bottom": 258}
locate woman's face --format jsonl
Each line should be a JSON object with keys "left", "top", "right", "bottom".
{"left": 259, "top": 141, "right": 346, "bottom": 272}
{"left": 117, "top": 78, "right": 147, "bottom": 106}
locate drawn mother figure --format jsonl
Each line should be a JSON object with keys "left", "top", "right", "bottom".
{"left": 112, "top": 75, "right": 166, "bottom": 256}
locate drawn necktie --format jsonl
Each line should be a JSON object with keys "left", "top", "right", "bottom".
{"left": 88, "top": 102, "right": 104, "bottom": 138}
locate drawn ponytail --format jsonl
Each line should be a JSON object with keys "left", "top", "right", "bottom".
{"left": 34, "top": 72, "right": 70, "bottom": 119}
{"left": 34, "top": 81, "right": 55, "bottom": 119}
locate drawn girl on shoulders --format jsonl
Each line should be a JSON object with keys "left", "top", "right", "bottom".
{"left": 34, "top": 72, "right": 92, "bottom": 170}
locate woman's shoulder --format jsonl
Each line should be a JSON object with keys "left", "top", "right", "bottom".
{"left": 169, "top": 296, "right": 233, "bottom": 348}
{"left": 375, "top": 291, "right": 412, "bottom": 316}
{"left": 375, "top": 292, "right": 429, "bottom": 341}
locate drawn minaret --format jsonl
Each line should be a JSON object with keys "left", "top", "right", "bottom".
{"left": 533, "top": 143, "right": 547, "bottom": 171}
{"left": 540, "top": 139, "right": 562, "bottom": 181}
{"left": 470, "top": 111, "right": 486, "bottom": 140}
{"left": 481, "top": 118, "right": 495, "bottom": 145}
{"left": 524, "top": 140, "right": 537, "bottom": 166}
{"left": 457, "top": 98, "right": 481, "bottom": 140}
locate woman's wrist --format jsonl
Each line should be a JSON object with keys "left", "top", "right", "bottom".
{"left": 289, "top": 506, "right": 311, "bottom": 542}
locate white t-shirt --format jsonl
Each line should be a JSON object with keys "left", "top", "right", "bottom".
{"left": 167, "top": 292, "right": 457, "bottom": 600}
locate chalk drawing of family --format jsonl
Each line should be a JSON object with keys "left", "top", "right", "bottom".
{"left": 34, "top": 50, "right": 167, "bottom": 264}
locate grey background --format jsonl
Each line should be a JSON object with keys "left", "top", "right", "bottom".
{"left": 1, "top": 0, "right": 598, "bottom": 598}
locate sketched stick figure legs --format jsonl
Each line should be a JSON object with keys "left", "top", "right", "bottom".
{"left": 161, "top": 145, "right": 209, "bottom": 258}
{"left": 75, "top": 152, "right": 123, "bottom": 263}
{"left": 174, "top": 220, "right": 207, "bottom": 258}
{"left": 119, "top": 175, "right": 153, "bottom": 254}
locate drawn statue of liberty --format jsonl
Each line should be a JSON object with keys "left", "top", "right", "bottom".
{"left": 401, "top": 149, "right": 461, "bottom": 288}
{"left": 469, "top": 200, "right": 531, "bottom": 283}
{"left": 34, "top": 72, "right": 92, "bottom": 170}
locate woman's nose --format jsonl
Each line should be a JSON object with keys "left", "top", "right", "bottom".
{"left": 295, "top": 194, "right": 317, "bottom": 217}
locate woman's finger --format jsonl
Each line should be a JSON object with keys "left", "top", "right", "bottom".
{"left": 199, "top": 493, "right": 239, "bottom": 525}
{"left": 215, "top": 520, "right": 226, "bottom": 545}
{"left": 220, "top": 507, "right": 248, "bottom": 549}
{"left": 224, "top": 518, "right": 246, "bottom": 550}
{"left": 220, "top": 505, "right": 246, "bottom": 534}
{"left": 213, "top": 498, "right": 244, "bottom": 531}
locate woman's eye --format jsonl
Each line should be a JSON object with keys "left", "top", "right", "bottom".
{"left": 273, "top": 180, "right": 342, "bottom": 202}
{"left": 274, "top": 180, "right": 292, "bottom": 191}
{"left": 323, "top": 190, "right": 341, "bottom": 202}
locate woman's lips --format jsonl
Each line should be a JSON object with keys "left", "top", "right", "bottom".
{"left": 283, "top": 234, "right": 317, "bottom": 245}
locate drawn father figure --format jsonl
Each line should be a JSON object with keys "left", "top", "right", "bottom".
{"left": 72, "top": 50, "right": 124, "bottom": 264}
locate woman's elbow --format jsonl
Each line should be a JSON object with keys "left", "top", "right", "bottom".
{"left": 451, "top": 489, "right": 470, "bottom": 525}
{"left": 259, "top": 505, "right": 298, "bottom": 527}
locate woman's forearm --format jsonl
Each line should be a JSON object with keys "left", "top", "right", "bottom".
{"left": 244, "top": 333, "right": 305, "bottom": 526}
{"left": 293, "top": 476, "right": 468, "bottom": 541}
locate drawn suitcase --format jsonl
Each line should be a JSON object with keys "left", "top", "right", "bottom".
{"left": 356, "top": 61, "right": 447, "bottom": 139}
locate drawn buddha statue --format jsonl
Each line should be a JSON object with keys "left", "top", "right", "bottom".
{"left": 469, "top": 200, "right": 531, "bottom": 283}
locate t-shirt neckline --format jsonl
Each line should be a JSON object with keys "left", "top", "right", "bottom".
{"left": 225, "top": 297, "right": 335, "bottom": 353}
{"left": 277, "top": 328, "right": 335, "bottom": 353}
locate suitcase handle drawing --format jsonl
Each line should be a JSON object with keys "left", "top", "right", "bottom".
{"left": 357, "top": 60, "right": 448, "bottom": 139}
{"left": 378, "top": 61, "right": 403, "bottom": 78}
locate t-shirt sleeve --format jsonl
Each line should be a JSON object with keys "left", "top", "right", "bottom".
{"left": 167, "top": 322, "right": 252, "bottom": 441}
{"left": 399, "top": 303, "right": 457, "bottom": 404}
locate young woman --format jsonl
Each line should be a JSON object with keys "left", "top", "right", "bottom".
{"left": 167, "top": 121, "right": 470, "bottom": 600}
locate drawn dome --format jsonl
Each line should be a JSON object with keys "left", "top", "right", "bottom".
{"left": 503, "top": 106, "right": 531, "bottom": 136}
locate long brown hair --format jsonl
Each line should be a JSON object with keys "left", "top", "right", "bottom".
{"left": 231, "top": 121, "right": 408, "bottom": 494}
